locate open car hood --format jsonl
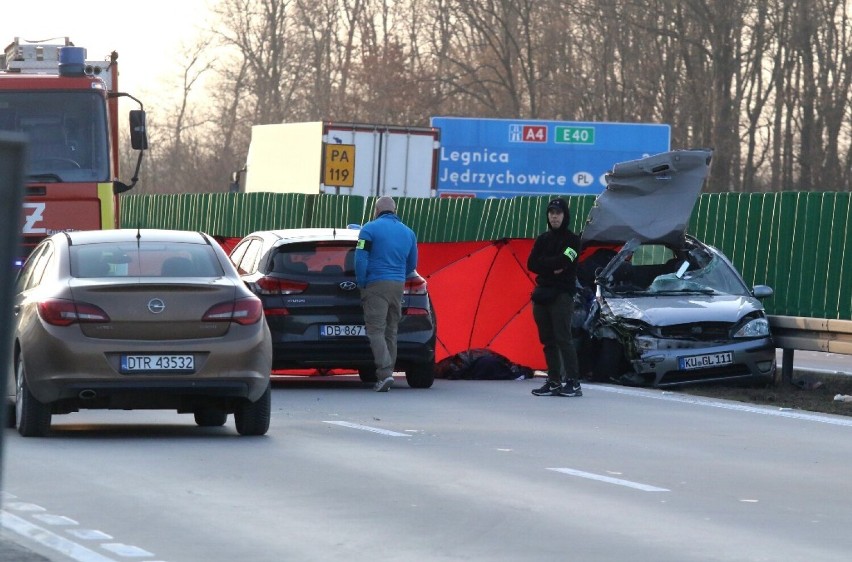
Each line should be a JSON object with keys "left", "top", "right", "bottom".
{"left": 581, "top": 149, "right": 713, "bottom": 246}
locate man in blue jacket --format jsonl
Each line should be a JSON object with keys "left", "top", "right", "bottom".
{"left": 355, "top": 196, "right": 418, "bottom": 392}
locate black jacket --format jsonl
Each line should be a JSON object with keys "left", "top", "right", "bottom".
{"left": 527, "top": 203, "right": 581, "bottom": 294}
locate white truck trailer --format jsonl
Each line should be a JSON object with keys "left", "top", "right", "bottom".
{"left": 234, "top": 121, "right": 441, "bottom": 198}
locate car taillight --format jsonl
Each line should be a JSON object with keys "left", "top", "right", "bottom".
{"left": 264, "top": 308, "right": 290, "bottom": 317}
{"left": 38, "top": 299, "right": 110, "bottom": 326}
{"left": 404, "top": 275, "right": 427, "bottom": 295}
{"left": 203, "top": 298, "right": 263, "bottom": 325}
{"left": 404, "top": 307, "right": 430, "bottom": 316}
{"left": 256, "top": 276, "right": 308, "bottom": 295}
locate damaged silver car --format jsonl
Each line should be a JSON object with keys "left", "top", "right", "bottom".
{"left": 577, "top": 149, "right": 777, "bottom": 387}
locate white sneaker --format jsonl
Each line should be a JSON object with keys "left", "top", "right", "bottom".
{"left": 374, "top": 377, "right": 394, "bottom": 392}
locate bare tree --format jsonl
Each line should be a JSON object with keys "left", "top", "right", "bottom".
{"left": 140, "top": 0, "right": 852, "bottom": 195}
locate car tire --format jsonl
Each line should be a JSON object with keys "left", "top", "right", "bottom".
{"left": 592, "top": 338, "right": 629, "bottom": 383}
{"left": 358, "top": 367, "right": 378, "bottom": 383}
{"left": 234, "top": 383, "right": 271, "bottom": 436}
{"left": 15, "top": 355, "right": 51, "bottom": 438}
{"left": 405, "top": 362, "right": 435, "bottom": 389}
{"left": 194, "top": 408, "right": 228, "bottom": 427}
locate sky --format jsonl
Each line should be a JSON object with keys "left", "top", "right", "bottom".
{"left": 1, "top": 0, "right": 215, "bottom": 109}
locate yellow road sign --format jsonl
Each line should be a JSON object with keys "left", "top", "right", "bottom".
{"left": 323, "top": 144, "right": 355, "bottom": 187}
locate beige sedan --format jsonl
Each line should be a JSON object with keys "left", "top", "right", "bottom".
{"left": 6, "top": 229, "right": 272, "bottom": 437}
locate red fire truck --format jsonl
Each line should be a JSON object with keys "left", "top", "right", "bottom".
{"left": 0, "top": 37, "right": 148, "bottom": 262}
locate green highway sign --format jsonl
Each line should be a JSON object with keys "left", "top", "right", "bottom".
{"left": 555, "top": 126, "right": 595, "bottom": 145}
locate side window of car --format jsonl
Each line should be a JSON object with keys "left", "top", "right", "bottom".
{"left": 229, "top": 239, "right": 250, "bottom": 269}
{"left": 236, "top": 239, "right": 262, "bottom": 275}
{"left": 15, "top": 245, "right": 45, "bottom": 292}
{"left": 25, "top": 243, "right": 53, "bottom": 291}
{"left": 247, "top": 240, "right": 265, "bottom": 273}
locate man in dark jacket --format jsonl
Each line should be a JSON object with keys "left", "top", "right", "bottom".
{"left": 527, "top": 197, "right": 583, "bottom": 397}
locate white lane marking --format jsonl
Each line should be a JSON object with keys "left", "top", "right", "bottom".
{"left": 66, "top": 529, "right": 113, "bottom": 540}
{"left": 101, "top": 543, "right": 155, "bottom": 557}
{"left": 33, "top": 513, "right": 78, "bottom": 525}
{"left": 323, "top": 420, "right": 411, "bottom": 437}
{"left": 1, "top": 511, "right": 119, "bottom": 562}
{"left": 592, "top": 384, "right": 852, "bottom": 427}
{"left": 5, "top": 501, "right": 46, "bottom": 512}
{"left": 547, "top": 468, "right": 670, "bottom": 492}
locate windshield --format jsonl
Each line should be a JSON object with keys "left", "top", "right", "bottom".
{"left": 0, "top": 91, "right": 110, "bottom": 182}
{"left": 601, "top": 243, "right": 751, "bottom": 297}
{"left": 271, "top": 243, "right": 355, "bottom": 276}
{"left": 71, "top": 242, "right": 225, "bottom": 278}
{"left": 646, "top": 257, "right": 751, "bottom": 296}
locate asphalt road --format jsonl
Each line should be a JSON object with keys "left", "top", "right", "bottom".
{"left": 2, "top": 365, "right": 852, "bottom": 562}
{"left": 781, "top": 349, "right": 852, "bottom": 376}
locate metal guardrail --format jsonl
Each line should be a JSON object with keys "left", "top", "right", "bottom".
{"left": 768, "top": 315, "right": 852, "bottom": 382}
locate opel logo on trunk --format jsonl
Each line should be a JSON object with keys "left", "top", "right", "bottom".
{"left": 147, "top": 298, "right": 166, "bottom": 314}
{"left": 339, "top": 281, "right": 357, "bottom": 291}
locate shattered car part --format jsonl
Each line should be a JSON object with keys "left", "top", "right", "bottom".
{"left": 577, "top": 149, "right": 777, "bottom": 387}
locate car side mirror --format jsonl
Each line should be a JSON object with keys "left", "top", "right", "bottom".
{"left": 753, "top": 285, "right": 773, "bottom": 299}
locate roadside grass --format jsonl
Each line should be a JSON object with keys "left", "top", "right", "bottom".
{"left": 678, "top": 373, "right": 852, "bottom": 417}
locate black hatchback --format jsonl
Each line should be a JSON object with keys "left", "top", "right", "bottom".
{"left": 228, "top": 228, "right": 437, "bottom": 388}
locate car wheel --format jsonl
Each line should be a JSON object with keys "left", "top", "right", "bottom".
{"left": 194, "top": 408, "right": 228, "bottom": 427}
{"left": 592, "top": 338, "right": 629, "bottom": 383}
{"left": 358, "top": 367, "right": 378, "bottom": 383}
{"left": 405, "top": 362, "right": 435, "bottom": 389}
{"left": 234, "top": 383, "right": 271, "bottom": 436}
{"left": 15, "top": 355, "right": 51, "bottom": 438}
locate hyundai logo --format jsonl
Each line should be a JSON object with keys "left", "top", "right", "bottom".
{"left": 339, "top": 281, "right": 357, "bottom": 291}
{"left": 147, "top": 298, "right": 166, "bottom": 314}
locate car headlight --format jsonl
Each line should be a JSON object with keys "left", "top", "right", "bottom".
{"left": 734, "top": 318, "right": 770, "bottom": 338}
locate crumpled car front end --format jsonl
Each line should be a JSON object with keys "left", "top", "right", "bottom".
{"left": 576, "top": 148, "right": 777, "bottom": 387}
{"left": 593, "top": 292, "right": 776, "bottom": 387}
{"left": 583, "top": 239, "right": 777, "bottom": 387}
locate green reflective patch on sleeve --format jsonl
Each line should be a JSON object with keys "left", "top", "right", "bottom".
{"left": 357, "top": 239, "right": 371, "bottom": 251}
{"left": 563, "top": 247, "right": 578, "bottom": 261}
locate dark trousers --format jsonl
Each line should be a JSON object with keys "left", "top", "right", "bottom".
{"left": 532, "top": 292, "right": 579, "bottom": 384}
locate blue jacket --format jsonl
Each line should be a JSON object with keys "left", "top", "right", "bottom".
{"left": 355, "top": 212, "right": 418, "bottom": 287}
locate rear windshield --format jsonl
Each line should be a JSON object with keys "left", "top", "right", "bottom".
{"left": 71, "top": 242, "right": 224, "bottom": 278}
{"left": 271, "top": 243, "right": 355, "bottom": 277}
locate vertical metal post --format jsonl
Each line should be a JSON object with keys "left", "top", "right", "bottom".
{"left": 0, "top": 132, "right": 27, "bottom": 497}
{"left": 781, "top": 348, "right": 795, "bottom": 384}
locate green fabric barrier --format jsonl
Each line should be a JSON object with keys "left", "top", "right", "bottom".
{"left": 119, "top": 191, "right": 852, "bottom": 320}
